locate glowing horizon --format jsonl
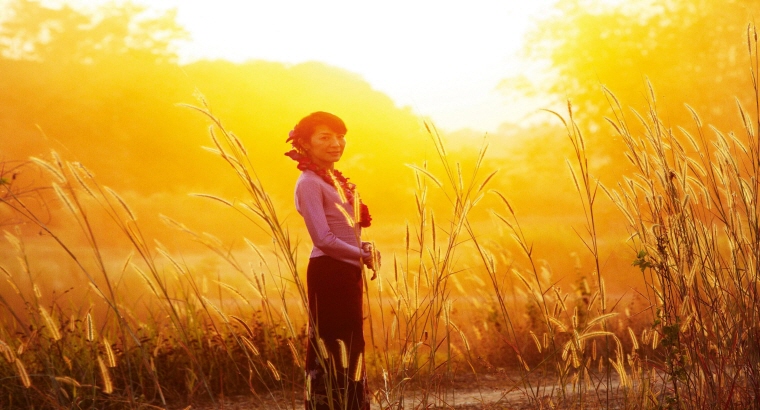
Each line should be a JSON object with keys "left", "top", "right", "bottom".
{"left": 59, "top": 0, "right": 557, "bottom": 132}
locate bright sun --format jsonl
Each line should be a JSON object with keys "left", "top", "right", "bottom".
{"left": 66, "top": 0, "right": 557, "bottom": 131}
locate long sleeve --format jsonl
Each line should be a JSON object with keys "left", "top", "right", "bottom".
{"left": 296, "top": 172, "right": 368, "bottom": 266}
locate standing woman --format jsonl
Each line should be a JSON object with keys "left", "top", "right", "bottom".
{"left": 285, "top": 112, "right": 378, "bottom": 410}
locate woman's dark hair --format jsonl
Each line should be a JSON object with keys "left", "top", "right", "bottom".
{"left": 287, "top": 111, "right": 347, "bottom": 151}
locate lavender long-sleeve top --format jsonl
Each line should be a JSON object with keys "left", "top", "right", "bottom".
{"left": 295, "top": 170, "right": 368, "bottom": 267}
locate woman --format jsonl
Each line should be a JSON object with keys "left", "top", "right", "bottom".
{"left": 285, "top": 112, "right": 378, "bottom": 410}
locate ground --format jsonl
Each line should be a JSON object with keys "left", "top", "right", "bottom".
{"left": 187, "top": 372, "right": 633, "bottom": 409}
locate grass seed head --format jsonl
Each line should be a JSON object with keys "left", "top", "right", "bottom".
{"left": 15, "top": 358, "right": 31, "bottom": 388}
{"left": 40, "top": 307, "right": 61, "bottom": 342}
{"left": 5, "top": 279, "right": 20, "bottom": 296}
{"left": 628, "top": 327, "right": 639, "bottom": 350}
{"left": 306, "top": 375, "right": 311, "bottom": 400}
{"left": 317, "top": 338, "right": 329, "bottom": 360}
{"left": 86, "top": 313, "right": 94, "bottom": 342}
{"left": 55, "top": 376, "right": 81, "bottom": 388}
{"left": 459, "top": 330, "right": 470, "bottom": 351}
{"left": 337, "top": 339, "right": 348, "bottom": 369}
{"left": 288, "top": 339, "right": 302, "bottom": 368}
{"left": 202, "top": 296, "right": 229, "bottom": 323}
{"left": 0, "top": 339, "right": 14, "bottom": 363}
{"left": 530, "top": 331, "right": 542, "bottom": 353}
{"left": 30, "top": 156, "right": 64, "bottom": 182}
{"left": 231, "top": 315, "right": 254, "bottom": 339}
{"left": 652, "top": 330, "right": 660, "bottom": 350}
{"left": 105, "top": 186, "right": 136, "bottom": 221}
{"left": 572, "top": 307, "right": 578, "bottom": 329}
{"left": 571, "top": 346, "right": 580, "bottom": 368}
{"left": 282, "top": 307, "right": 296, "bottom": 339}
{"left": 266, "top": 360, "right": 281, "bottom": 381}
{"left": 97, "top": 356, "right": 113, "bottom": 394}
{"left": 103, "top": 337, "right": 117, "bottom": 367}
{"left": 353, "top": 353, "right": 364, "bottom": 381}
{"left": 518, "top": 355, "right": 530, "bottom": 372}
{"left": 241, "top": 336, "right": 260, "bottom": 356}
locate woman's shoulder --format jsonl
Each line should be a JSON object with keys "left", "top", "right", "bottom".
{"left": 296, "top": 170, "right": 327, "bottom": 191}
{"left": 297, "top": 169, "right": 322, "bottom": 183}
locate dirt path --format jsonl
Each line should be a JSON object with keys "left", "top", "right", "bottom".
{"left": 188, "top": 373, "right": 631, "bottom": 409}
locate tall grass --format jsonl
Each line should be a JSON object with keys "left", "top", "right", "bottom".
{"left": 1, "top": 26, "right": 760, "bottom": 410}
{"left": 0, "top": 97, "right": 495, "bottom": 409}
{"left": 597, "top": 25, "right": 760, "bottom": 408}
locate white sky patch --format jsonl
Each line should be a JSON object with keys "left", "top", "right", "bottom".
{"left": 58, "top": 0, "right": 558, "bottom": 131}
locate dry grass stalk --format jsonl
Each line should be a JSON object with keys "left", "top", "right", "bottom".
{"left": 9, "top": 52, "right": 760, "bottom": 408}
{"left": 104, "top": 186, "right": 136, "bottom": 221}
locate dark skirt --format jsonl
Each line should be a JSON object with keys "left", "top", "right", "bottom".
{"left": 305, "top": 256, "right": 369, "bottom": 410}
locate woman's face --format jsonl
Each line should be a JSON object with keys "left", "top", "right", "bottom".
{"left": 303, "top": 124, "right": 346, "bottom": 169}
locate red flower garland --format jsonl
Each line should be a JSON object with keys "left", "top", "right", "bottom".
{"left": 285, "top": 149, "right": 372, "bottom": 228}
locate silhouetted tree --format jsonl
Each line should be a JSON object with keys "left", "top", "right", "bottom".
{"left": 519, "top": 0, "right": 759, "bottom": 177}
{"left": 0, "top": 0, "right": 188, "bottom": 64}
{"left": 525, "top": 0, "right": 758, "bottom": 126}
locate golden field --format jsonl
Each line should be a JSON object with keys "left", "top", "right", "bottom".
{"left": 1, "top": 1, "right": 760, "bottom": 408}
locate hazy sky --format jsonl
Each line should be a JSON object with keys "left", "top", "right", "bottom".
{"left": 68, "top": 0, "right": 557, "bottom": 132}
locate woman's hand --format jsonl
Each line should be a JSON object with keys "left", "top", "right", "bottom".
{"left": 361, "top": 242, "right": 381, "bottom": 279}
{"left": 369, "top": 249, "right": 381, "bottom": 271}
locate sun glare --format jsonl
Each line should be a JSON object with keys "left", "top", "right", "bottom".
{"left": 6, "top": 0, "right": 757, "bottom": 407}
{"left": 61, "top": 0, "right": 556, "bottom": 131}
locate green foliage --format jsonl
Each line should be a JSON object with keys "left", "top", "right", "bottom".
{"left": 632, "top": 250, "right": 653, "bottom": 273}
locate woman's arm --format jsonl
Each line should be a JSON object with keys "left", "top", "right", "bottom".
{"left": 296, "top": 178, "right": 369, "bottom": 261}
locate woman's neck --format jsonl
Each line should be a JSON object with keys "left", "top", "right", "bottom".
{"left": 310, "top": 158, "right": 335, "bottom": 171}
